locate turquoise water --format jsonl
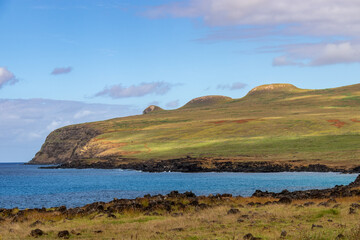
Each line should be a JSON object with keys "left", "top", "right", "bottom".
{"left": 0, "top": 163, "right": 357, "bottom": 209}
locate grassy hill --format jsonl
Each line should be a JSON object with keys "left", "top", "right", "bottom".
{"left": 30, "top": 83, "right": 360, "bottom": 170}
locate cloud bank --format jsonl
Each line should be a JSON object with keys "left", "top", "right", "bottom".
{"left": 166, "top": 100, "right": 180, "bottom": 108}
{"left": 95, "top": 82, "right": 173, "bottom": 99}
{"left": 147, "top": 0, "right": 360, "bottom": 66}
{"left": 0, "top": 99, "right": 139, "bottom": 162}
{"left": 272, "top": 42, "right": 360, "bottom": 66}
{"left": 217, "top": 82, "right": 247, "bottom": 90}
{"left": 51, "top": 67, "right": 73, "bottom": 75}
{"left": 0, "top": 67, "right": 18, "bottom": 89}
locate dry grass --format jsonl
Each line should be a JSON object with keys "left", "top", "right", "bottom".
{"left": 2, "top": 196, "right": 360, "bottom": 239}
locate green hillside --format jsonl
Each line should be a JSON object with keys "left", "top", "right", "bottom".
{"left": 31, "top": 83, "right": 360, "bottom": 169}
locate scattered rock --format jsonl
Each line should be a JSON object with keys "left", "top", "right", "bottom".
{"left": 97, "top": 204, "right": 105, "bottom": 211}
{"left": 243, "top": 233, "right": 262, "bottom": 240}
{"left": 29, "top": 220, "right": 43, "bottom": 227}
{"left": 171, "top": 228, "right": 184, "bottom": 231}
{"left": 280, "top": 230, "right": 287, "bottom": 238}
{"left": 237, "top": 218, "right": 244, "bottom": 223}
{"left": 304, "top": 202, "right": 315, "bottom": 207}
{"left": 189, "top": 200, "right": 199, "bottom": 206}
{"left": 58, "top": 230, "right": 70, "bottom": 239}
{"left": 227, "top": 208, "right": 240, "bottom": 214}
{"left": 30, "top": 229, "right": 44, "bottom": 238}
{"left": 311, "top": 224, "right": 323, "bottom": 229}
{"left": 351, "top": 203, "right": 360, "bottom": 209}
{"left": 197, "top": 203, "right": 208, "bottom": 210}
{"left": 336, "top": 233, "right": 345, "bottom": 239}
{"left": 184, "top": 191, "right": 196, "bottom": 198}
{"left": 171, "top": 213, "right": 183, "bottom": 217}
{"left": 222, "top": 193, "right": 233, "bottom": 198}
{"left": 243, "top": 233, "right": 254, "bottom": 240}
{"left": 349, "top": 207, "right": 356, "bottom": 214}
{"left": 58, "top": 206, "right": 67, "bottom": 212}
{"left": 318, "top": 202, "right": 330, "bottom": 207}
{"left": 70, "top": 230, "right": 81, "bottom": 236}
{"left": 278, "top": 197, "right": 292, "bottom": 204}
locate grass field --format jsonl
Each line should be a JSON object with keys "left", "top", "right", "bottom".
{"left": 32, "top": 83, "right": 360, "bottom": 168}
{"left": 2, "top": 195, "right": 360, "bottom": 239}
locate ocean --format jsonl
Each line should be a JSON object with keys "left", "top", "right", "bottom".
{"left": 0, "top": 163, "right": 357, "bottom": 209}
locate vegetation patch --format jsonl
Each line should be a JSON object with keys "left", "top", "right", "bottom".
{"left": 327, "top": 119, "right": 346, "bottom": 128}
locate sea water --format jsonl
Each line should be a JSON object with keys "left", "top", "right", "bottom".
{"left": 0, "top": 163, "right": 357, "bottom": 209}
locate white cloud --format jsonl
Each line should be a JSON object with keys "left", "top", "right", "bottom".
{"left": 74, "top": 110, "right": 94, "bottom": 119}
{"left": 148, "top": 101, "right": 160, "bottom": 106}
{"left": 217, "top": 82, "right": 247, "bottom": 90}
{"left": 147, "top": 0, "right": 360, "bottom": 65}
{"left": 166, "top": 100, "right": 180, "bottom": 108}
{"left": 0, "top": 67, "right": 18, "bottom": 89}
{"left": 148, "top": 0, "right": 360, "bottom": 36}
{"left": 46, "top": 120, "right": 67, "bottom": 131}
{"left": 272, "top": 56, "right": 299, "bottom": 67}
{"left": 95, "top": 82, "right": 173, "bottom": 99}
{"left": 51, "top": 67, "right": 72, "bottom": 75}
{"left": 0, "top": 98, "right": 139, "bottom": 162}
{"left": 27, "top": 132, "right": 43, "bottom": 140}
{"left": 272, "top": 42, "right": 360, "bottom": 66}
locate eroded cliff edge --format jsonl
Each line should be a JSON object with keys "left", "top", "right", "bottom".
{"left": 29, "top": 124, "right": 102, "bottom": 165}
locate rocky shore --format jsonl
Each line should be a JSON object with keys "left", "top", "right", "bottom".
{"left": 2, "top": 174, "right": 360, "bottom": 215}
{"left": 253, "top": 175, "right": 360, "bottom": 200}
{"left": 2, "top": 175, "right": 360, "bottom": 239}
{"left": 39, "top": 157, "right": 358, "bottom": 173}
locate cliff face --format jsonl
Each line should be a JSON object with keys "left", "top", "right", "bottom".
{"left": 29, "top": 125, "right": 101, "bottom": 164}
{"left": 143, "top": 105, "right": 163, "bottom": 114}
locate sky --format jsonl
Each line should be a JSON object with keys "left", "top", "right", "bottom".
{"left": 1, "top": 0, "right": 360, "bottom": 162}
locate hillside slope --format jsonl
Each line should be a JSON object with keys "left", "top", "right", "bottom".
{"left": 29, "top": 83, "right": 360, "bottom": 171}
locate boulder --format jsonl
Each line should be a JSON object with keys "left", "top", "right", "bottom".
{"left": 30, "top": 229, "right": 44, "bottom": 238}
{"left": 58, "top": 230, "right": 70, "bottom": 239}
{"left": 227, "top": 208, "right": 240, "bottom": 215}
{"left": 278, "top": 197, "right": 292, "bottom": 204}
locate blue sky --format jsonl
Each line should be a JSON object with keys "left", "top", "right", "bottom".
{"left": 1, "top": 0, "right": 360, "bottom": 162}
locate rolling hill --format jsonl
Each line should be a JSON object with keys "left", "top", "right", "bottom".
{"left": 29, "top": 83, "right": 360, "bottom": 172}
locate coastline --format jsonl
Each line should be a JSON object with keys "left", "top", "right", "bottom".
{"left": 1, "top": 175, "right": 360, "bottom": 239}
{"left": 2, "top": 174, "right": 360, "bottom": 211}
{"left": 36, "top": 158, "right": 359, "bottom": 173}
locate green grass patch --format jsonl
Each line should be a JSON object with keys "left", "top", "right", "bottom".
{"left": 108, "top": 216, "right": 163, "bottom": 224}
{"left": 314, "top": 209, "right": 340, "bottom": 220}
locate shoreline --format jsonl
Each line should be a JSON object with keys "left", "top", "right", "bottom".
{"left": 2, "top": 174, "right": 360, "bottom": 211}
{"left": 34, "top": 158, "right": 360, "bottom": 173}
{"left": 2, "top": 174, "right": 360, "bottom": 239}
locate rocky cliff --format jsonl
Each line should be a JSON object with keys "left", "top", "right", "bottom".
{"left": 143, "top": 105, "right": 163, "bottom": 114}
{"left": 29, "top": 124, "right": 101, "bottom": 164}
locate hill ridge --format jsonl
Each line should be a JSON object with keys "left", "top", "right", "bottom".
{"left": 182, "top": 95, "right": 232, "bottom": 108}
{"left": 29, "top": 82, "right": 360, "bottom": 172}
